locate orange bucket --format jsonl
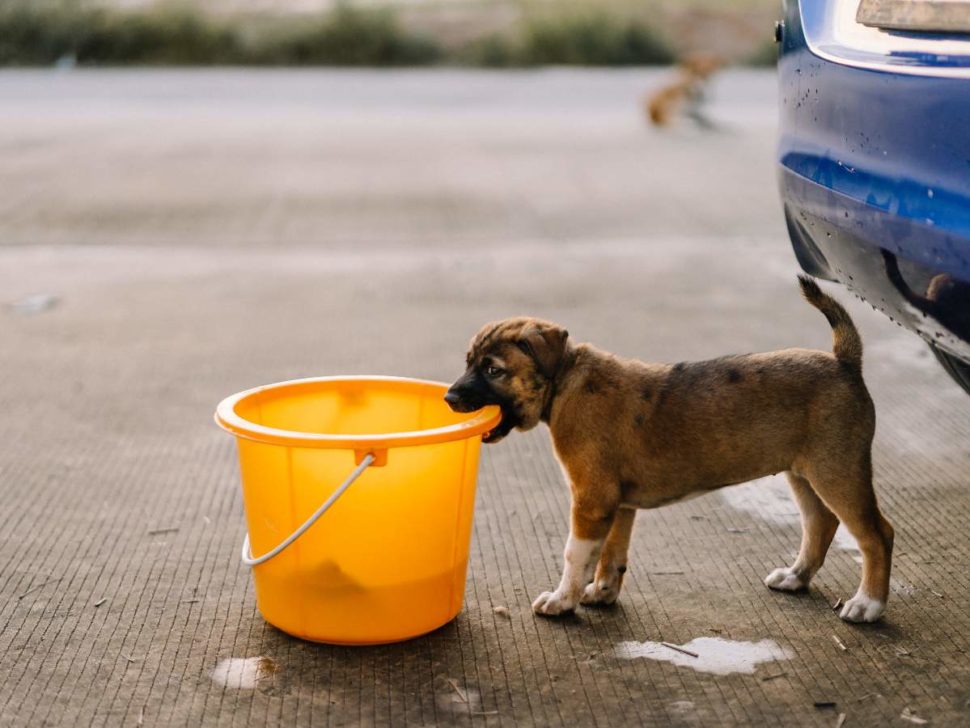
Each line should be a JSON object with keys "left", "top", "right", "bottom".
{"left": 215, "top": 376, "right": 500, "bottom": 645}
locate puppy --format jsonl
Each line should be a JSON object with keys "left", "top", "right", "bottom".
{"left": 646, "top": 54, "right": 723, "bottom": 129}
{"left": 446, "top": 277, "right": 894, "bottom": 623}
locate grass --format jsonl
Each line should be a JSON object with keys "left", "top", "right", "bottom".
{"left": 523, "top": 15, "right": 673, "bottom": 66}
{"left": 0, "top": 2, "right": 241, "bottom": 65}
{"left": 744, "top": 38, "right": 779, "bottom": 67}
{"left": 251, "top": 6, "right": 441, "bottom": 66}
{"left": 0, "top": 0, "right": 681, "bottom": 67}
{"left": 0, "top": 1, "right": 438, "bottom": 66}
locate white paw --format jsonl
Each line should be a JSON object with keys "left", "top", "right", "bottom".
{"left": 532, "top": 590, "right": 575, "bottom": 616}
{"left": 839, "top": 592, "right": 884, "bottom": 623}
{"left": 581, "top": 578, "right": 619, "bottom": 606}
{"left": 764, "top": 567, "right": 807, "bottom": 592}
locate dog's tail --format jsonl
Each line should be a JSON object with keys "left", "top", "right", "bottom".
{"left": 798, "top": 275, "right": 863, "bottom": 370}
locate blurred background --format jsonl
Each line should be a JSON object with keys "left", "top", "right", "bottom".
{"left": 0, "top": 0, "right": 778, "bottom": 67}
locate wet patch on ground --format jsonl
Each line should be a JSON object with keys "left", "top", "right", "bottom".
{"left": 615, "top": 637, "right": 792, "bottom": 675}
{"left": 210, "top": 657, "right": 277, "bottom": 690}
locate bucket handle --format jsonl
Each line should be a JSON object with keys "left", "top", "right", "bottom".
{"left": 240, "top": 452, "right": 375, "bottom": 567}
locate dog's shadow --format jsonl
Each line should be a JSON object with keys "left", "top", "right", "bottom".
{"left": 533, "top": 600, "right": 626, "bottom": 632}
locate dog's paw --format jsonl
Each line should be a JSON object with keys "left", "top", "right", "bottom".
{"left": 581, "top": 578, "right": 619, "bottom": 606}
{"left": 764, "top": 567, "right": 807, "bottom": 592}
{"left": 532, "top": 590, "right": 575, "bottom": 617}
{"left": 839, "top": 592, "right": 884, "bottom": 623}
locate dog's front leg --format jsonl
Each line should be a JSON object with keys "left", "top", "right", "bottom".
{"left": 532, "top": 501, "right": 615, "bottom": 617}
{"left": 581, "top": 506, "right": 636, "bottom": 606}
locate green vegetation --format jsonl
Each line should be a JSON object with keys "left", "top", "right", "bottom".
{"left": 745, "top": 38, "right": 779, "bottom": 67}
{"left": 0, "top": 1, "right": 681, "bottom": 67}
{"left": 0, "top": 2, "right": 241, "bottom": 65}
{"left": 520, "top": 13, "right": 674, "bottom": 65}
{"left": 0, "top": 1, "right": 438, "bottom": 66}
{"left": 465, "top": 12, "right": 674, "bottom": 67}
{"left": 251, "top": 5, "right": 440, "bottom": 66}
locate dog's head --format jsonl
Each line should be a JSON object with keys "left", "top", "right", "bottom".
{"left": 445, "top": 317, "right": 569, "bottom": 443}
{"left": 681, "top": 53, "right": 723, "bottom": 80}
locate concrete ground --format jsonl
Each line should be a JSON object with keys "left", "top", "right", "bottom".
{"left": 0, "top": 70, "right": 967, "bottom": 727}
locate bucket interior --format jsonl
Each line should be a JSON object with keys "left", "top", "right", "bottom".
{"left": 233, "top": 378, "right": 472, "bottom": 437}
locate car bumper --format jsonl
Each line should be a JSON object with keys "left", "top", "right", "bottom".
{"left": 779, "top": 0, "right": 970, "bottom": 363}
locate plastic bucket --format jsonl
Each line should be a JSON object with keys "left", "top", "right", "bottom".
{"left": 215, "top": 376, "right": 501, "bottom": 645}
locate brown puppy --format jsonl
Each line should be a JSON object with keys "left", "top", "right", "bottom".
{"left": 646, "top": 54, "right": 724, "bottom": 128}
{"left": 445, "top": 277, "right": 894, "bottom": 623}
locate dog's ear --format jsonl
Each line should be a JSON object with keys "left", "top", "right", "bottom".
{"left": 517, "top": 323, "right": 569, "bottom": 380}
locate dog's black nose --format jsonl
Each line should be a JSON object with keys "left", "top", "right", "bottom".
{"left": 444, "top": 390, "right": 462, "bottom": 406}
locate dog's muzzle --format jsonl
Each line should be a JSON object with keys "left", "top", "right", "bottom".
{"left": 445, "top": 373, "right": 517, "bottom": 443}
{"left": 445, "top": 369, "right": 490, "bottom": 412}
{"left": 444, "top": 387, "right": 482, "bottom": 413}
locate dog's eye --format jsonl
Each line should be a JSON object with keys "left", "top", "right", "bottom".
{"left": 485, "top": 366, "right": 504, "bottom": 378}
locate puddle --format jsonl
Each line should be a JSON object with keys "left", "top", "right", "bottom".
{"left": 719, "top": 474, "right": 799, "bottom": 525}
{"left": 721, "top": 476, "right": 923, "bottom": 599}
{"left": 720, "top": 475, "right": 862, "bottom": 562}
{"left": 10, "top": 293, "right": 58, "bottom": 315}
{"left": 615, "top": 637, "right": 792, "bottom": 675}
{"left": 436, "top": 678, "right": 485, "bottom": 715}
{"left": 832, "top": 525, "right": 863, "bottom": 563}
{"left": 210, "top": 657, "right": 277, "bottom": 689}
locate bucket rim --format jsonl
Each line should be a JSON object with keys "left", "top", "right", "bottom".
{"left": 214, "top": 375, "right": 502, "bottom": 450}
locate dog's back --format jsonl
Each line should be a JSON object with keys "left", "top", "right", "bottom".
{"left": 550, "top": 277, "right": 873, "bottom": 492}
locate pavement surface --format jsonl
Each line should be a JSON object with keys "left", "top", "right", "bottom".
{"left": 0, "top": 69, "right": 967, "bottom": 727}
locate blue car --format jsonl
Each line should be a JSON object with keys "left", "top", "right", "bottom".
{"left": 777, "top": 0, "right": 970, "bottom": 393}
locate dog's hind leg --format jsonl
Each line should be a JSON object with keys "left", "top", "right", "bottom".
{"left": 804, "top": 458, "right": 894, "bottom": 623}
{"left": 765, "top": 472, "right": 839, "bottom": 592}
{"left": 533, "top": 498, "right": 617, "bottom": 617}
{"left": 581, "top": 506, "right": 636, "bottom": 606}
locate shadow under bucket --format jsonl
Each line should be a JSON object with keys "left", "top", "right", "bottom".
{"left": 215, "top": 376, "right": 500, "bottom": 645}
